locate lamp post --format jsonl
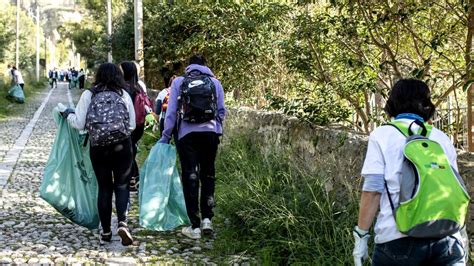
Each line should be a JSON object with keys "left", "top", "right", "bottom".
{"left": 107, "top": 0, "right": 112, "bottom": 63}
{"left": 469, "top": 87, "right": 473, "bottom": 151}
{"left": 134, "top": 0, "right": 144, "bottom": 79}
{"left": 16, "top": 0, "right": 20, "bottom": 69}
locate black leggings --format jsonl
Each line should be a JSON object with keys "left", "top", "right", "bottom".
{"left": 90, "top": 138, "right": 133, "bottom": 232}
{"left": 131, "top": 125, "right": 145, "bottom": 178}
{"left": 177, "top": 132, "right": 219, "bottom": 228}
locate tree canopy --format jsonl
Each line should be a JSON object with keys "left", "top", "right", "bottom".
{"left": 73, "top": 1, "right": 472, "bottom": 141}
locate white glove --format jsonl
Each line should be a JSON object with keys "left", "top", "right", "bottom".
{"left": 57, "top": 103, "right": 67, "bottom": 112}
{"left": 353, "top": 226, "right": 370, "bottom": 266}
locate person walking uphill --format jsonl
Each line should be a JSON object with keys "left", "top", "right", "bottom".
{"left": 353, "top": 79, "right": 469, "bottom": 266}
{"left": 61, "top": 63, "right": 136, "bottom": 246}
{"left": 159, "top": 54, "right": 226, "bottom": 239}
{"left": 120, "top": 61, "right": 153, "bottom": 192}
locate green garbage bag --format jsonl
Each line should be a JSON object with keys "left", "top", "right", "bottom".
{"left": 40, "top": 108, "right": 99, "bottom": 229}
{"left": 139, "top": 143, "right": 190, "bottom": 230}
{"left": 69, "top": 78, "right": 77, "bottom": 89}
{"left": 7, "top": 84, "right": 25, "bottom": 103}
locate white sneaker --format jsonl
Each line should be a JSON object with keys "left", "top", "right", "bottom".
{"left": 202, "top": 218, "right": 213, "bottom": 235}
{"left": 182, "top": 226, "right": 201, "bottom": 239}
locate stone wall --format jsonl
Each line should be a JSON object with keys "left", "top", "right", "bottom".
{"left": 224, "top": 108, "right": 367, "bottom": 190}
{"left": 224, "top": 107, "right": 474, "bottom": 235}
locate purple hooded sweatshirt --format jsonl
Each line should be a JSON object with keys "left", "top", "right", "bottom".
{"left": 159, "top": 64, "right": 226, "bottom": 143}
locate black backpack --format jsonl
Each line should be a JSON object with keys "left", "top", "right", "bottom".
{"left": 85, "top": 87, "right": 131, "bottom": 147}
{"left": 178, "top": 72, "right": 217, "bottom": 123}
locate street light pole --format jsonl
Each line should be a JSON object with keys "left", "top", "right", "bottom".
{"left": 469, "top": 87, "right": 473, "bottom": 151}
{"left": 36, "top": 5, "right": 40, "bottom": 81}
{"left": 134, "top": 0, "right": 144, "bottom": 79}
{"left": 107, "top": 0, "right": 112, "bottom": 63}
{"left": 16, "top": 0, "right": 20, "bottom": 69}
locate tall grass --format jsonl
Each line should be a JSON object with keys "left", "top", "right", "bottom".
{"left": 213, "top": 134, "right": 360, "bottom": 264}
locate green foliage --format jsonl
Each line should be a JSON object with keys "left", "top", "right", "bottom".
{"left": 106, "top": 1, "right": 470, "bottom": 133}
{"left": 60, "top": 21, "right": 107, "bottom": 68}
{"left": 110, "top": 2, "right": 134, "bottom": 63}
{"left": 0, "top": 2, "right": 42, "bottom": 68}
{"left": 266, "top": 82, "right": 351, "bottom": 125}
{"left": 116, "top": 3, "right": 294, "bottom": 96}
{"left": 213, "top": 135, "right": 359, "bottom": 264}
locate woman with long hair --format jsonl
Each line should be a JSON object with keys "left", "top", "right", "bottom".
{"left": 63, "top": 63, "right": 136, "bottom": 246}
{"left": 119, "top": 61, "right": 148, "bottom": 191}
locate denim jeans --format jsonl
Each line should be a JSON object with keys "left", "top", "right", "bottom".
{"left": 372, "top": 236, "right": 465, "bottom": 266}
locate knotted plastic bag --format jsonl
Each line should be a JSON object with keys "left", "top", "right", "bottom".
{"left": 40, "top": 108, "right": 99, "bottom": 229}
{"left": 139, "top": 143, "right": 190, "bottom": 230}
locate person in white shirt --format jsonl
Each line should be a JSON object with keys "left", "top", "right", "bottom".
{"left": 11, "top": 66, "right": 24, "bottom": 90}
{"left": 62, "top": 63, "right": 136, "bottom": 246}
{"left": 353, "top": 79, "right": 466, "bottom": 265}
{"left": 155, "top": 75, "right": 176, "bottom": 134}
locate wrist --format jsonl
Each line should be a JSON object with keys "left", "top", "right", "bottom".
{"left": 354, "top": 225, "right": 369, "bottom": 237}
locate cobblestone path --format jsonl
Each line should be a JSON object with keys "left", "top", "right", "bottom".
{"left": 0, "top": 83, "right": 230, "bottom": 265}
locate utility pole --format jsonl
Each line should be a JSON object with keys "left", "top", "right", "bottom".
{"left": 468, "top": 0, "right": 474, "bottom": 152}
{"left": 16, "top": 0, "right": 20, "bottom": 69}
{"left": 469, "top": 86, "right": 473, "bottom": 151}
{"left": 107, "top": 0, "right": 113, "bottom": 63}
{"left": 134, "top": 0, "right": 144, "bottom": 79}
{"left": 36, "top": 5, "right": 40, "bottom": 81}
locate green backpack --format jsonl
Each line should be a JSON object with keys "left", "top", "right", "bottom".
{"left": 385, "top": 120, "right": 470, "bottom": 238}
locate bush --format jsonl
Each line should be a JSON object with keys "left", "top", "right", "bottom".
{"left": 213, "top": 134, "right": 360, "bottom": 264}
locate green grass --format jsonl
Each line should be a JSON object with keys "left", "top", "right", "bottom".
{"left": 0, "top": 77, "right": 48, "bottom": 120}
{"left": 212, "top": 134, "right": 360, "bottom": 265}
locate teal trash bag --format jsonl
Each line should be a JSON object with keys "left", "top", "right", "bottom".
{"left": 69, "top": 78, "right": 77, "bottom": 89}
{"left": 40, "top": 108, "right": 99, "bottom": 229}
{"left": 139, "top": 143, "right": 190, "bottom": 230}
{"left": 7, "top": 84, "right": 25, "bottom": 103}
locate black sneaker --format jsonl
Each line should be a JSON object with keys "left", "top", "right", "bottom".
{"left": 129, "top": 176, "right": 139, "bottom": 192}
{"left": 100, "top": 231, "right": 112, "bottom": 243}
{"left": 117, "top": 221, "right": 133, "bottom": 246}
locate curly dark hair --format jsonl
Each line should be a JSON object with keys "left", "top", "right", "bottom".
{"left": 384, "top": 79, "right": 436, "bottom": 121}
{"left": 93, "top": 63, "right": 127, "bottom": 95}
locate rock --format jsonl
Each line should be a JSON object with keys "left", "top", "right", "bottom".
{"left": 0, "top": 257, "right": 12, "bottom": 264}
{"left": 13, "top": 258, "right": 27, "bottom": 264}
{"left": 2, "top": 221, "right": 15, "bottom": 227}
{"left": 105, "top": 257, "right": 137, "bottom": 265}
{"left": 13, "top": 222, "right": 25, "bottom": 228}
{"left": 28, "top": 258, "right": 39, "bottom": 264}
{"left": 191, "top": 246, "right": 202, "bottom": 253}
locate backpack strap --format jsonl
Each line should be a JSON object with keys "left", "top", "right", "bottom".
{"left": 384, "top": 181, "right": 396, "bottom": 213}
{"left": 384, "top": 120, "right": 432, "bottom": 138}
